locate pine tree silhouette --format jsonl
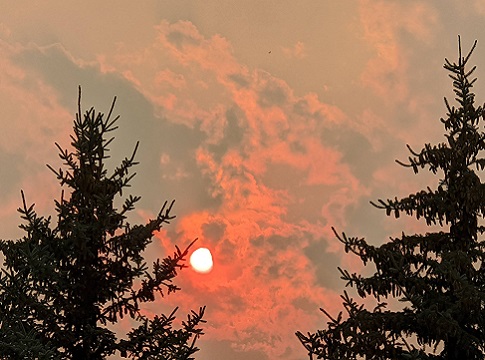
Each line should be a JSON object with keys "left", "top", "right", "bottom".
{"left": 297, "top": 38, "right": 485, "bottom": 360}
{"left": 0, "top": 88, "right": 205, "bottom": 359}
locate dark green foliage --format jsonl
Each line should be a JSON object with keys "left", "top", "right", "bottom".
{"left": 297, "top": 39, "right": 485, "bottom": 359}
{"left": 0, "top": 88, "right": 205, "bottom": 359}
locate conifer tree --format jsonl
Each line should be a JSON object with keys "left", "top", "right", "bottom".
{"left": 0, "top": 88, "right": 205, "bottom": 359}
{"left": 297, "top": 39, "right": 485, "bottom": 359}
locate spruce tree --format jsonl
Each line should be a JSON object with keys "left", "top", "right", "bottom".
{"left": 0, "top": 88, "right": 205, "bottom": 359}
{"left": 297, "top": 39, "right": 485, "bottom": 359}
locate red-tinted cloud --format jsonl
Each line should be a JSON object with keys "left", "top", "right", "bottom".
{"left": 0, "top": 6, "right": 459, "bottom": 359}
{"left": 96, "top": 20, "right": 369, "bottom": 358}
{"left": 359, "top": 1, "right": 439, "bottom": 102}
{"left": 0, "top": 39, "right": 72, "bottom": 237}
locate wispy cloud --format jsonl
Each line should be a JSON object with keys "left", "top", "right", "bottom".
{"left": 282, "top": 41, "right": 307, "bottom": 59}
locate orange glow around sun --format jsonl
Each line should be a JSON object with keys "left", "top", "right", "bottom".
{"left": 189, "top": 247, "right": 213, "bottom": 274}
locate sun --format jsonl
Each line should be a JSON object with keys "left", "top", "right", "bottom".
{"left": 189, "top": 247, "right": 213, "bottom": 274}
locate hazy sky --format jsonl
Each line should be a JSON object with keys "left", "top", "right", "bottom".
{"left": 1, "top": 2, "right": 485, "bottom": 359}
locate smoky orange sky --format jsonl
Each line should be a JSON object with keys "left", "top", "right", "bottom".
{"left": 1, "top": 2, "right": 485, "bottom": 359}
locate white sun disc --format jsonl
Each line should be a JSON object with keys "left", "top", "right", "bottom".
{"left": 190, "top": 247, "right": 213, "bottom": 273}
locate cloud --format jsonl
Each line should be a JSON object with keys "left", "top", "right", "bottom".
{"left": 1, "top": 3, "right": 483, "bottom": 360}
{"left": 155, "top": 69, "right": 186, "bottom": 89}
{"left": 0, "top": 38, "right": 75, "bottom": 237}
{"left": 0, "top": 16, "right": 414, "bottom": 360}
{"left": 282, "top": 41, "right": 307, "bottom": 59}
{"left": 93, "top": 20, "right": 369, "bottom": 358}
{"left": 358, "top": 1, "right": 439, "bottom": 102}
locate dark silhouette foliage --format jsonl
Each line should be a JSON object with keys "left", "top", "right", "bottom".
{"left": 0, "top": 88, "right": 205, "bottom": 359}
{"left": 297, "top": 39, "right": 485, "bottom": 359}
